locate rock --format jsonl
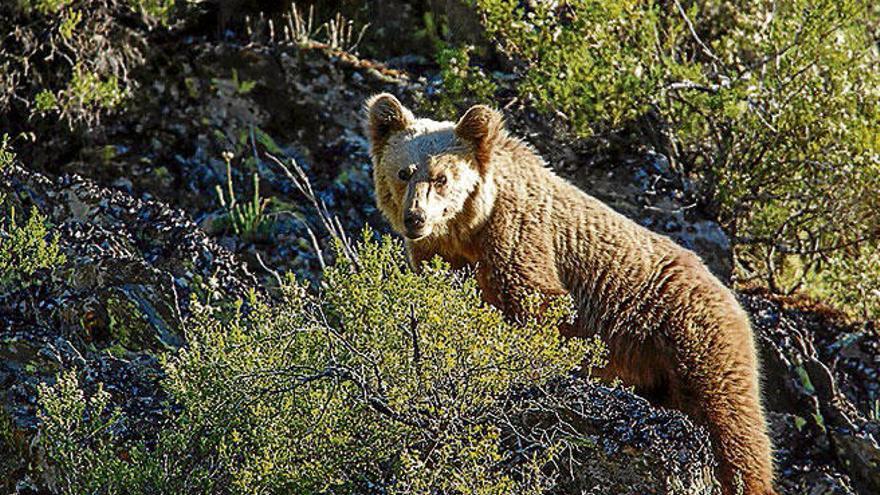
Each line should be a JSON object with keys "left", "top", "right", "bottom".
{"left": 510, "top": 379, "right": 719, "bottom": 495}
{"left": 744, "top": 292, "right": 880, "bottom": 495}
{"left": 0, "top": 165, "right": 257, "bottom": 488}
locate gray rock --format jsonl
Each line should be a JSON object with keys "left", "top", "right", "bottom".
{"left": 509, "top": 379, "right": 719, "bottom": 495}
{"left": 744, "top": 293, "right": 880, "bottom": 495}
{"left": 0, "top": 165, "right": 257, "bottom": 483}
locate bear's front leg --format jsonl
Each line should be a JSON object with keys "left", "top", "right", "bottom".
{"left": 475, "top": 258, "right": 572, "bottom": 332}
{"left": 406, "top": 239, "right": 472, "bottom": 273}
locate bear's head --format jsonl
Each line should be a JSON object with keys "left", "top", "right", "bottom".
{"left": 364, "top": 93, "right": 503, "bottom": 241}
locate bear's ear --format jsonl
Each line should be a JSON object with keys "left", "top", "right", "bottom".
{"left": 364, "top": 93, "right": 413, "bottom": 154}
{"left": 454, "top": 104, "right": 504, "bottom": 171}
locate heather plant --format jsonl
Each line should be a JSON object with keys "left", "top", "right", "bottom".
{"left": 35, "top": 232, "right": 602, "bottom": 494}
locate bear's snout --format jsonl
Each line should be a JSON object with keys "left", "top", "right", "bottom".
{"left": 403, "top": 210, "right": 428, "bottom": 238}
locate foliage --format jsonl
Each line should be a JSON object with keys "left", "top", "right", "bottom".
{"left": 811, "top": 244, "right": 880, "bottom": 320}
{"left": 132, "top": 0, "right": 174, "bottom": 24}
{"left": 36, "top": 372, "right": 134, "bottom": 495}
{"left": 247, "top": 3, "right": 370, "bottom": 54}
{"left": 35, "top": 232, "right": 601, "bottom": 493}
{"left": 1, "top": 138, "right": 66, "bottom": 289}
{"left": 457, "top": 0, "right": 880, "bottom": 318}
{"left": 0, "top": 205, "right": 66, "bottom": 290}
{"left": 672, "top": 0, "right": 880, "bottom": 318}
{"left": 433, "top": 43, "right": 498, "bottom": 119}
{"left": 0, "top": 0, "right": 176, "bottom": 130}
{"left": 28, "top": 0, "right": 75, "bottom": 14}
{"left": 0, "top": 135, "right": 13, "bottom": 170}
{"left": 477, "top": 0, "right": 664, "bottom": 133}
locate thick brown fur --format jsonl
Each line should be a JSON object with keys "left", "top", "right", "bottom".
{"left": 364, "top": 94, "right": 777, "bottom": 495}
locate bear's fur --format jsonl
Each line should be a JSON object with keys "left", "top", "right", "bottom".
{"left": 364, "top": 94, "right": 777, "bottom": 495}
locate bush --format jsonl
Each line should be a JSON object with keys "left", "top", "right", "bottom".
{"left": 454, "top": 0, "right": 880, "bottom": 318}
{"left": 0, "top": 141, "right": 66, "bottom": 290}
{"left": 477, "top": 0, "right": 664, "bottom": 133}
{"left": 677, "top": 0, "right": 880, "bottom": 318}
{"left": 0, "top": 204, "right": 66, "bottom": 291}
{"left": 0, "top": 0, "right": 175, "bottom": 130}
{"left": 432, "top": 42, "right": 498, "bottom": 119}
{"left": 36, "top": 232, "right": 602, "bottom": 494}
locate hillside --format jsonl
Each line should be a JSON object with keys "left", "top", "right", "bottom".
{"left": 1, "top": 2, "right": 878, "bottom": 494}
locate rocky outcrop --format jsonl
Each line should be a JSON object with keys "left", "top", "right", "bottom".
{"left": 511, "top": 379, "right": 719, "bottom": 495}
{"left": 744, "top": 293, "right": 880, "bottom": 495}
{"left": 0, "top": 165, "right": 257, "bottom": 490}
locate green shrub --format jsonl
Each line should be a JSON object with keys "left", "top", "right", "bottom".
{"left": 433, "top": 43, "right": 498, "bottom": 118}
{"left": 675, "top": 0, "right": 880, "bottom": 318}
{"left": 36, "top": 232, "right": 602, "bottom": 494}
{"left": 1, "top": 0, "right": 176, "bottom": 130}
{"left": 477, "top": 0, "right": 666, "bottom": 134}
{"left": 0, "top": 152, "right": 66, "bottom": 290}
{"left": 36, "top": 372, "right": 135, "bottom": 494}
{"left": 459, "top": 0, "right": 880, "bottom": 317}
{"left": 1, "top": 138, "right": 66, "bottom": 289}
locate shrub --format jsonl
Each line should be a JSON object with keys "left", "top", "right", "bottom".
{"left": 0, "top": 143, "right": 66, "bottom": 291}
{"left": 457, "top": 0, "right": 880, "bottom": 317}
{"left": 673, "top": 0, "right": 880, "bottom": 318}
{"left": 0, "top": 204, "right": 66, "bottom": 290}
{"left": 477, "top": 0, "right": 665, "bottom": 134}
{"left": 0, "top": 0, "right": 176, "bottom": 130}
{"left": 433, "top": 42, "right": 498, "bottom": 119}
{"left": 36, "top": 232, "right": 602, "bottom": 493}
{"left": 36, "top": 372, "right": 134, "bottom": 495}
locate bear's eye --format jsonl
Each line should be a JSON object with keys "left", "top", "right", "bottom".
{"left": 435, "top": 175, "right": 447, "bottom": 186}
{"left": 397, "top": 168, "right": 412, "bottom": 181}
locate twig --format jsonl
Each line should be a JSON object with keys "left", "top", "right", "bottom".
{"left": 266, "top": 152, "right": 360, "bottom": 269}
{"left": 672, "top": 0, "right": 723, "bottom": 65}
{"left": 255, "top": 251, "right": 284, "bottom": 287}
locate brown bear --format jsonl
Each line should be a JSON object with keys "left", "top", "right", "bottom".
{"left": 364, "top": 93, "right": 776, "bottom": 495}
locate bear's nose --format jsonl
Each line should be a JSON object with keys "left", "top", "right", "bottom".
{"left": 404, "top": 211, "right": 426, "bottom": 231}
